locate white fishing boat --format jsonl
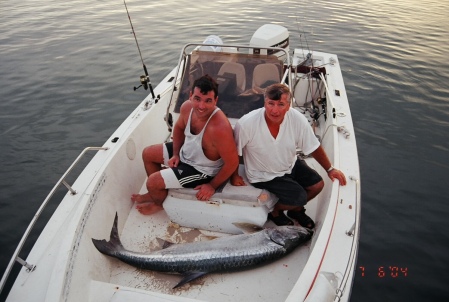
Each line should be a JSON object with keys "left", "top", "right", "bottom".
{"left": 1, "top": 24, "right": 361, "bottom": 302}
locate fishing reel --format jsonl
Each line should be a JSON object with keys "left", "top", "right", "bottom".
{"left": 134, "top": 75, "right": 149, "bottom": 91}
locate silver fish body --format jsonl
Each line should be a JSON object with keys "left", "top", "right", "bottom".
{"left": 92, "top": 214, "right": 313, "bottom": 288}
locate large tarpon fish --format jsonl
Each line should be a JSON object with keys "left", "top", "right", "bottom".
{"left": 92, "top": 213, "right": 313, "bottom": 288}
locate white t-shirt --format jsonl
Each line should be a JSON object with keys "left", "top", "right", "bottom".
{"left": 234, "top": 107, "right": 319, "bottom": 183}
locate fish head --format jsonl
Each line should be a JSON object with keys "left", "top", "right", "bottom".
{"left": 268, "top": 226, "right": 313, "bottom": 250}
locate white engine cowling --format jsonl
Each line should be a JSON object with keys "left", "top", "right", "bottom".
{"left": 249, "top": 24, "right": 289, "bottom": 59}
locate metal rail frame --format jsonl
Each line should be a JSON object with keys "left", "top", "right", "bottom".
{"left": 0, "top": 146, "right": 109, "bottom": 294}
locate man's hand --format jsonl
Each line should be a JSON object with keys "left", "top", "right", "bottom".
{"left": 168, "top": 155, "right": 180, "bottom": 168}
{"left": 194, "top": 183, "right": 216, "bottom": 201}
{"left": 231, "top": 173, "right": 246, "bottom": 186}
{"left": 328, "top": 168, "right": 347, "bottom": 186}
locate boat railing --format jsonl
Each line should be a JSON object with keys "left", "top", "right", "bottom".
{"left": 319, "top": 68, "right": 362, "bottom": 300}
{"left": 0, "top": 146, "right": 109, "bottom": 295}
{"left": 335, "top": 175, "right": 361, "bottom": 301}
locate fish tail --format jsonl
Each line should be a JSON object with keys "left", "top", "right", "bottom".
{"left": 92, "top": 212, "right": 124, "bottom": 256}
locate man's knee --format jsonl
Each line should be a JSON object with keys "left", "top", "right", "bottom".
{"left": 147, "top": 172, "right": 166, "bottom": 191}
{"left": 306, "top": 180, "right": 324, "bottom": 194}
{"left": 142, "top": 144, "right": 163, "bottom": 163}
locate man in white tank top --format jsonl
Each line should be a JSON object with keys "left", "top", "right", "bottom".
{"left": 132, "top": 75, "right": 239, "bottom": 215}
{"left": 232, "top": 83, "right": 346, "bottom": 227}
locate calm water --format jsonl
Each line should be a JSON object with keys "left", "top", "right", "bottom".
{"left": 1, "top": 0, "right": 449, "bottom": 301}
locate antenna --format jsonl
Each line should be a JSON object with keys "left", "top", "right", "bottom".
{"left": 295, "top": 16, "right": 312, "bottom": 61}
{"left": 124, "top": 0, "right": 156, "bottom": 98}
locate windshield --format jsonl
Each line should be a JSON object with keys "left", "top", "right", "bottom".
{"left": 173, "top": 50, "right": 284, "bottom": 119}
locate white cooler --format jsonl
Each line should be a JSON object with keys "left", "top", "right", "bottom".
{"left": 163, "top": 166, "right": 277, "bottom": 234}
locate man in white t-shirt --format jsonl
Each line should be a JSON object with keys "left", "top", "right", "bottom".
{"left": 232, "top": 83, "right": 346, "bottom": 227}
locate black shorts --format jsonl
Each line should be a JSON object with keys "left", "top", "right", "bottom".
{"left": 251, "top": 159, "right": 323, "bottom": 207}
{"left": 164, "top": 142, "right": 213, "bottom": 188}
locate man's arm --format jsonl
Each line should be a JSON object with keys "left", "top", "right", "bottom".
{"left": 229, "top": 121, "right": 246, "bottom": 186}
{"left": 310, "top": 145, "right": 347, "bottom": 185}
{"left": 208, "top": 125, "right": 239, "bottom": 190}
{"left": 230, "top": 159, "right": 246, "bottom": 186}
{"left": 168, "top": 101, "right": 190, "bottom": 167}
{"left": 194, "top": 114, "right": 239, "bottom": 200}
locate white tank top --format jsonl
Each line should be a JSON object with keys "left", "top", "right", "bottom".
{"left": 180, "top": 108, "right": 224, "bottom": 176}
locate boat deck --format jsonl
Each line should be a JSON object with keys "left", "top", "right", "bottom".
{"left": 101, "top": 173, "right": 317, "bottom": 301}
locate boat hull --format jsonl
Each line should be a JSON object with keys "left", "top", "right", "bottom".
{"left": 4, "top": 28, "right": 360, "bottom": 302}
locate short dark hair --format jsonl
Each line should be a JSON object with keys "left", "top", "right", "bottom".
{"left": 264, "top": 83, "right": 291, "bottom": 101}
{"left": 191, "top": 74, "right": 218, "bottom": 98}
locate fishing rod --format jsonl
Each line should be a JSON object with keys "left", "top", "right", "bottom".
{"left": 295, "top": 17, "right": 312, "bottom": 66}
{"left": 124, "top": 0, "right": 155, "bottom": 98}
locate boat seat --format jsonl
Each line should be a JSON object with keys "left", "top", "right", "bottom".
{"left": 217, "top": 62, "right": 246, "bottom": 94}
{"left": 252, "top": 63, "right": 281, "bottom": 89}
{"left": 166, "top": 165, "right": 270, "bottom": 207}
{"left": 163, "top": 165, "right": 274, "bottom": 233}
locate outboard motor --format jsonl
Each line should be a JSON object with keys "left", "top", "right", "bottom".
{"left": 249, "top": 24, "right": 289, "bottom": 60}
